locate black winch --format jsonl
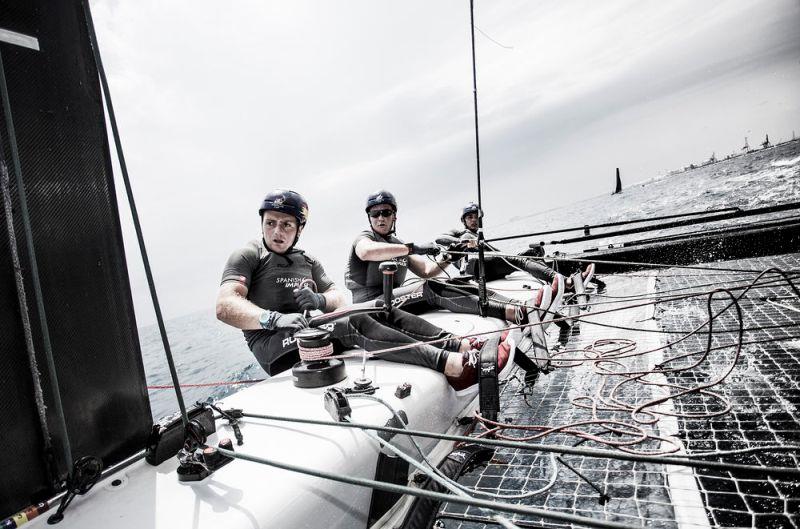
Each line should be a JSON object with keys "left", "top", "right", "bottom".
{"left": 292, "top": 327, "right": 347, "bottom": 388}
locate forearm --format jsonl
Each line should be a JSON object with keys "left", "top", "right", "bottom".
{"left": 409, "top": 256, "right": 445, "bottom": 279}
{"left": 355, "top": 239, "right": 409, "bottom": 261}
{"left": 322, "top": 289, "right": 347, "bottom": 311}
{"left": 216, "top": 292, "right": 264, "bottom": 330}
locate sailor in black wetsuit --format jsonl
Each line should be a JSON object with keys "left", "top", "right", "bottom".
{"left": 437, "top": 202, "right": 599, "bottom": 292}
{"left": 216, "top": 189, "right": 494, "bottom": 391}
{"left": 344, "top": 190, "right": 542, "bottom": 326}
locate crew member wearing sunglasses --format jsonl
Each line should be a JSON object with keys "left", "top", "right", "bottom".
{"left": 345, "top": 190, "right": 554, "bottom": 339}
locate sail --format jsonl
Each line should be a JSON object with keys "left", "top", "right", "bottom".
{"left": 0, "top": 0, "right": 151, "bottom": 517}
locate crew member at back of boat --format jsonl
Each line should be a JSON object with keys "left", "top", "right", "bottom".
{"left": 215, "top": 189, "right": 489, "bottom": 390}
{"left": 438, "top": 202, "right": 600, "bottom": 293}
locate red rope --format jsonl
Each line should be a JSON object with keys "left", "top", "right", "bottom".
{"left": 147, "top": 379, "right": 264, "bottom": 390}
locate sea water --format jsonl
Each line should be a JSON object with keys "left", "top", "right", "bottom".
{"left": 142, "top": 139, "right": 800, "bottom": 420}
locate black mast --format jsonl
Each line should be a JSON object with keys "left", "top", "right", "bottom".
{"left": 469, "top": 0, "right": 488, "bottom": 316}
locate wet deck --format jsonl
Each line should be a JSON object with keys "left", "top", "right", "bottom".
{"left": 434, "top": 253, "right": 800, "bottom": 528}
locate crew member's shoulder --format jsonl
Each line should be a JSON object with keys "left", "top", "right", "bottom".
{"left": 445, "top": 227, "right": 465, "bottom": 237}
{"left": 353, "top": 229, "right": 377, "bottom": 243}
{"left": 229, "top": 238, "right": 266, "bottom": 259}
{"left": 292, "top": 248, "right": 325, "bottom": 266}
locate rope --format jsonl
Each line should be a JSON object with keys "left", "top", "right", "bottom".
{"left": 1, "top": 159, "right": 55, "bottom": 480}
{"left": 82, "top": 0, "right": 189, "bottom": 426}
{"left": 298, "top": 343, "right": 335, "bottom": 362}
{"left": 237, "top": 412, "right": 800, "bottom": 477}
{"left": 448, "top": 249, "right": 800, "bottom": 275}
{"left": 0, "top": 49, "right": 73, "bottom": 481}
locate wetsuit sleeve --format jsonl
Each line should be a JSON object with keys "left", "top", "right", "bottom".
{"left": 354, "top": 230, "right": 378, "bottom": 246}
{"left": 220, "top": 244, "right": 259, "bottom": 288}
{"left": 436, "top": 228, "right": 463, "bottom": 246}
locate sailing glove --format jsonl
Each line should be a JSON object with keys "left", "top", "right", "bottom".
{"left": 406, "top": 242, "right": 441, "bottom": 256}
{"left": 294, "top": 287, "right": 327, "bottom": 312}
{"left": 274, "top": 312, "right": 308, "bottom": 332}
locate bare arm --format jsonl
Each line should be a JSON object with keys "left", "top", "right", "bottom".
{"left": 215, "top": 281, "right": 263, "bottom": 330}
{"left": 407, "top": 255, "right": 446, "bottom": 278}
{"left": 321, "top": 285, "right": 347, "bottom": 311}
{"left": 354, "top": 237, "right": 409, "bottom": 261}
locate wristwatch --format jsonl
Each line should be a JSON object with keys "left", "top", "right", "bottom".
{"left": 258, "top": 311, "right": 271, "bottom": 330}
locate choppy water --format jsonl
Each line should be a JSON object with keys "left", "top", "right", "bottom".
{"left": 142, "top": 139, "right": 800, "bottom": 420}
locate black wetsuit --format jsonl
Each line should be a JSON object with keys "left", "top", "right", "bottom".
{"left": 345, "top": 230, "right": 512, "bottom": 320}
{"left": 437, "top": 228, "right": 558, "bottom": 283}
{"left": 221, "top": 239, "right": 457, "bottom": 375}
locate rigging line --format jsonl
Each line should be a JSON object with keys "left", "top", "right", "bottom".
{"left": 215, "top": 444, "right": 635, "bottom": 529}
{"left": 154, "top": 341, "right": 800, "bottom": 389}
{"left": 330, "top": 268, "right": 798, "bottom": 367}
{"left": 486, "top": 201, "right": 800, "bottom": 244}
{"left": 474, "top": 24, "right": 514, "bottom": 49}
{"left": 486, "top": 205, "right": 745, "bottom": 242}
{"left": 351, "top": 393, "right": 559, "bottom": 501}
{"left": 549, "top": 202, "right": 800, "bottom": 245}
{"left": 236, "top": 412, "right": 800, "bottom": 476}
{"left": 767, "top": 299, "right": 800, "bottom": 314}
{"left": 596, "top": 215, "right": 800, "bottom": 250}
{"left": 573, "top": 274, "right": 799, "bottom": 308}
{"left": 547, "top": 334, "right": 800, "bottom": 366}
{"left": 306, "top": 292, "right": 798, "bottom": 364}
{"left": 0, "top": 49, "right": 73, "bottom": 481}
{"left": 308, "top": 267, "right": 798, "bottom": 365}
{"left": 82, "top": 0, "right": 189, "bottom": 425}
{"left": 468, "top": 0, "right": 489, "bottom": 316}
{"left": 1, "top": 159, "right": 57, "bottom": 485}
{"left": 450, "top": 249, "right": 800, "bottom": 274}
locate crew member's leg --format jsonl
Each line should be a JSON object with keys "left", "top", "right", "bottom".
{"left": 467, "top": 255, "right": 557, "bottom": 284}
{"left": 420, "top": 279, "right": 512, "bottom": 320}
{"left": 330, "top": 314, "right": 451, "bottom": 371}
{"left": 248, "top": 330, "right": 300, "bottom": 375}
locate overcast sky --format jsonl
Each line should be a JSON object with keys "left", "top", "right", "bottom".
{"left": 90, "top": 0, "right": 800, "bottom": 326}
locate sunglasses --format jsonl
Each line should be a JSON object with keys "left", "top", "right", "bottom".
{"left": 369, "top": 209, "right": 395, "bottom": 218}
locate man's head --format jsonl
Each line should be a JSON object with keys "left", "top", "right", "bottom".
{"left": 365, "top": 190, "right": 397, "bottom": 236}
{"left": 461, "top": 202, "right": 480, "bottom": 232}
{"left": 258, "top": 189, "right": 309, "bottom": 253}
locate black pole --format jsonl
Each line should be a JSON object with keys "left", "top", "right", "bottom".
{"left": 81, "top": 1, "right": 189, "bottom": 426}
{"left": 469, "top": 0, "right": 488, "bottom": 316}
{"left": 0, "top": 49, "right": 74, "bottom": 481}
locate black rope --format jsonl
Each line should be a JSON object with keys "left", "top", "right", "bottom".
{"left": 81, "top": 0, "right": 189, "bottom": 425}
{"left": 236, "top": 412, "right": 800, "bottom": 477}
{"left": 486, "top": 205, "right": 741, "bottom": 242}
{"left": 550, "top": 202, "right": 800, "bottom": 245}
{"left": 216, "top": 445, "right": 637, "bottom": 529}
{"left": 452, "top": 249, "right": 800, "bottom": 275}
{"left": 0, "top": 49, "right": 73, "bottom": 482}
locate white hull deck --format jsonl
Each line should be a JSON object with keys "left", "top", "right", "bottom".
{"left": 24, "top": 297, "right": 518, "bottom": 529}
